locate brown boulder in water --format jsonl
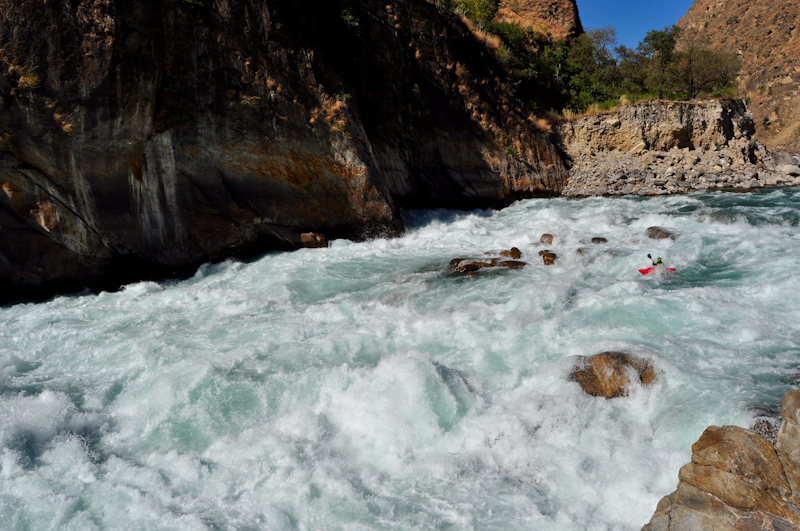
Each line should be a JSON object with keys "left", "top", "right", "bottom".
{"left": 301, "top": 232, "right": 328, "bottom": 248}
{"left": 500, "top": 247, "right": 522, "bottom": 259}
{"left": 499, "top": 260, "right": 527, "bottom": 268}
{"left": 591, "top": 237, "right": 608, "bottom": 244}
{"left": 541, "top": 234, "right": 554, "bottom": 244}
{"left": 542, "top": 252, "right": 557, "bottom": 265}
{"left": 572, "top": 352, "right": 656, "bottom": 398}
{"left": 453, "top": 260, "right": 479, "bottom": 273}
{"left": 646, "top": 227, "right": 677, "bottom": 240}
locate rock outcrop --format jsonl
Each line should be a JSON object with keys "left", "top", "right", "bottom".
{"left": 557, "top": 99, "right": 757, "bottom": 155}
{"left": 556, "top": 99, "right": 799, "bottom": 198}
{"left": 642, "top": 389, "right": 800, "bottom": 530}
{"left": 0, "top": 0, "right": 570, "bottom": 303}
{"left": 678, "top": 1, "right": 800, "bottom": 150}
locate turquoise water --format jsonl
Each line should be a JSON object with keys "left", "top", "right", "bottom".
{"left": 2, "top": 189, "right": 800, "bottom": 530}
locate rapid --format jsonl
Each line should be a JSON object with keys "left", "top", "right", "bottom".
{"left": 2, "top": 189, "right": 800, "bottom": 530}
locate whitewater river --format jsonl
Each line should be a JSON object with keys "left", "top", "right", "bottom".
{"left": 2, "top": 189, "right": 800, "bottom": 530}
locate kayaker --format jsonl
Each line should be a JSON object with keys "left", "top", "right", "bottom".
{"left": 652, "top": 257, "right": 664, "bottom": 266}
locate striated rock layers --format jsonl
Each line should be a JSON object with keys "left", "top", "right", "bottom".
{"left": 642, "top": 388, "right": 800, "bottom": 530}
{"left": 0, "top": 0, "right": 568, "bottom": 303}
{"left": 557, "top": 99, "right": 757, "bottom": 155}
{"left": 678, "top": 0, "right": 800, "bottom": 150}
{"left": 555, "top": 99, "right": 800, "bottom": 198}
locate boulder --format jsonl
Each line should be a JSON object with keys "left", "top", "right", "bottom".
{"left": 499, "top": 260, "right": 527, "bottom": 268}
{"left": 300, "top": 232, "right": 328, "bottom": 248}
{"left": 499, "top": 247, "right": 522, "bottom": 259}
{"left": 777, "top": 389, "right": 800, "bottom": 461}
{"left": 642, "top": 425, "right": 800, "bottom": 530}
{"left": 541, "top": 252, "right": 557, "bottom": 265}
{"left": 572, "top": 352, "right": 656, "bottom": 398}
{"left": 646, "top": 227, "right": 677, "bottom": 240}
{"left": 591, "top": 237, "right": 608, "bottom": 244}
{"left": 454, "top": 260, "right": 479, "bottom": 273}
{"left": 541, "top": 234, "right": 554, "bottom": 245}
{"left": 779, "top": 164, "right": 800, "bottom": 177}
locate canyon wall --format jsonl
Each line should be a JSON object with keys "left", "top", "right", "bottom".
{"left": 0, "top": 0, "right": 570, "bottom": 302}
{"left": 678, "top": 0, "right": 800, "bottom": 150}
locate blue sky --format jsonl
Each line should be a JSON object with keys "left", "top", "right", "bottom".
{"left": 576, "top": 0, "right": 697, "bottom": 49}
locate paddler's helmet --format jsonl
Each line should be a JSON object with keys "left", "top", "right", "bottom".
{"left": 656, "top": 258, "right": 663, "bottom": 264}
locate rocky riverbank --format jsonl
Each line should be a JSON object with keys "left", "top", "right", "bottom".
{"left": 556, "top": 99, "right": 800, "bottom": 198}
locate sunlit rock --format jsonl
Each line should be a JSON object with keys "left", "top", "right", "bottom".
{"left": 572, "top": 352, "right": 655, "bottom": 399}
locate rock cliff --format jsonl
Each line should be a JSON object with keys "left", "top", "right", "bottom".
{"left": 554, "top": 99, "right": 798, "bottom": 197}
{"left": 0, "top": 0, "right": 569, "bottom": 303}
{"left": 678, "top": 0, "right": 800, "bottom": 150}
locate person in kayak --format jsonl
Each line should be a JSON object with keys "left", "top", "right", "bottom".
{"left": 652, "top": 257, "right": 664, "bottom": 266}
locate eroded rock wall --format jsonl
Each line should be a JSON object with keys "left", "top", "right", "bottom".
{"left": 556, "top": 99, "right": 756, "bottom": 156}
{"left": 0, "top": 0, "right": 568, "bottom": 302}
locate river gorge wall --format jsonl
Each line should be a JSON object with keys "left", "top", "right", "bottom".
{"left": 0, "top": 0, "right": 569, "bottom": 303}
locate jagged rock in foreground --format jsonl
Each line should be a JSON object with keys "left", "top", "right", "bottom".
{"left": 556, "top": 99, "right": 799, "bottom": 198}
{"left": 642, "top": 389, "right": 800, "bottom": 531}
{"left": 0, "top": 0, "right": 568, "bottom": 303}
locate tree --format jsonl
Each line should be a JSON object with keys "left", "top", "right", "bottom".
{"left": 454, "top": 0, "right": 499, "bottom": 30}
{"left": 640, "top": 25, "right": 682, "bottom": 98}
{"left": 670, "top": 30, "right": 740, "bottom": 98}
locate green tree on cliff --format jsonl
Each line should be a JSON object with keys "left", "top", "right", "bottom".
{"left": 669, "top": 29, "right": 741, "bottom": 98}
{"left": 641, "top": 25, "right": 682, "bottom": 98}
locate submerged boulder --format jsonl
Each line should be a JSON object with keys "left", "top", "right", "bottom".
{"left": 541, "top": 234, "right": 554, "bottom": 244}
{"left": 646, "top": 227, "right": 677, "bottom": 240}
{"left": 573, "top": 352, "right": 655, "bottom": 398}
{"left": 499, "top": 260, "right": 527, "bottom": 268}
{"left": 591, "top": 237, "right": 608, "bottom": 244}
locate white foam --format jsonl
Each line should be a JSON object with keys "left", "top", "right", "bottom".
{"left": 1, "top": 191, "right": 799, "bottom": 529}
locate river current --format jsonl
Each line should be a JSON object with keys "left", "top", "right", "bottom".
{"left": 2, "top": 189, "right": 800, "bottom": 530}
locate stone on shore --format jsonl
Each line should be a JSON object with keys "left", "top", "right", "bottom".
{"left": 572, "top": 352, "right": 656, "bottom": 399}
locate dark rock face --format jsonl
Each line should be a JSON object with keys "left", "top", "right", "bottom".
{"left": 0, "top": 0, "right": 568, "bottom": 303}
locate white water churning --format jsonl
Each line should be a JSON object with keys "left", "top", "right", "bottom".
{"left": 2, "top": 190, "right": 800, "bottom": 530}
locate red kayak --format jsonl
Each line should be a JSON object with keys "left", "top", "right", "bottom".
{"left": 639, "top": 267, "right": 676, "bottom": 274}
